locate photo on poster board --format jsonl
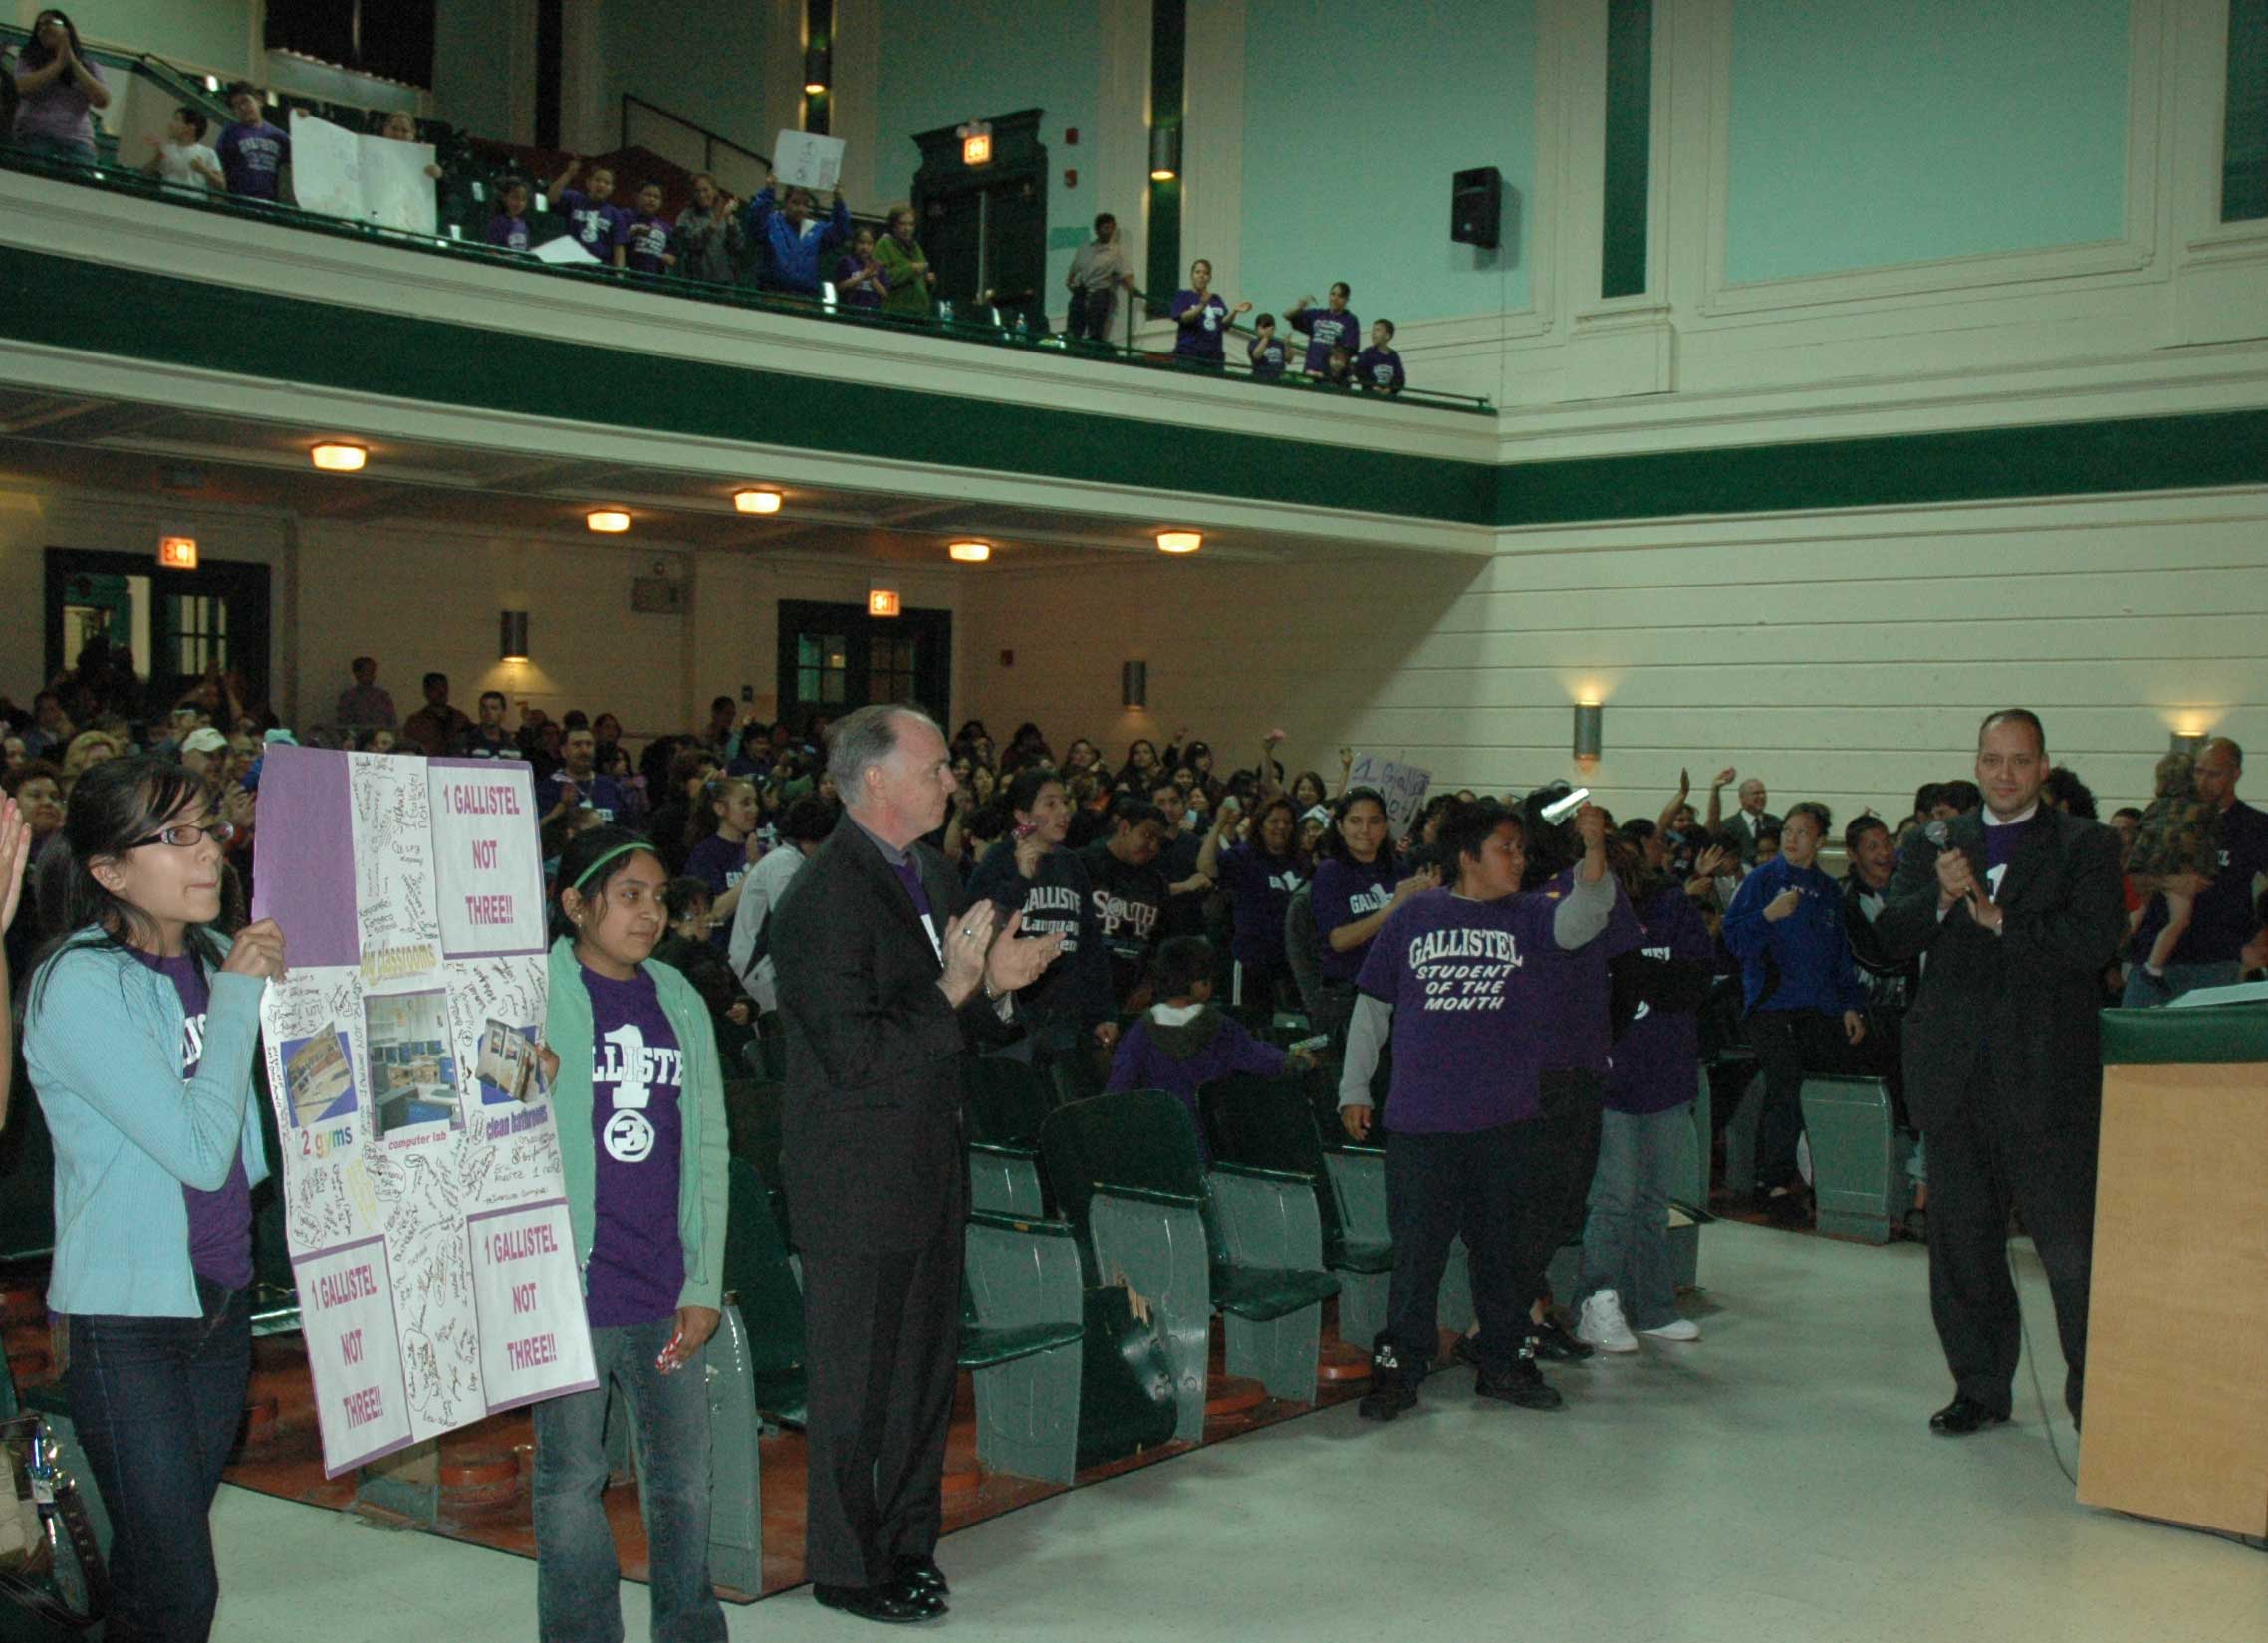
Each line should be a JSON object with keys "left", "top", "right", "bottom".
{"left": 364, "top": 987, "right": 460, "bottom": 1137}
{"left": 281, "top": 1029, "right": 358, "bottom": 1128}
{"left": 475, "top": 1019, "right": 545, "bottom": 1105}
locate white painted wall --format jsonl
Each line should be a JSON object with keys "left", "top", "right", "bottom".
{"left": 960, "top": 489, "right": 2268, "bottom": 826}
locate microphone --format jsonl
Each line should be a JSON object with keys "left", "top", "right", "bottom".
{"left": 1924, "top": 820, "right": 1949, "bottom": 848}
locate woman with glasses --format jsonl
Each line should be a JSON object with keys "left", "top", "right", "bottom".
{"left": 22, "top": 756, "right": 287, "bottom": 1641}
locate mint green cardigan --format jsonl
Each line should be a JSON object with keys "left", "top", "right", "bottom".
{"left": 544, "top": 938, "right": 730, "bottom": 1314}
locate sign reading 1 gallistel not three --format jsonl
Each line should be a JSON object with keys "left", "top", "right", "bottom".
{"left": 251, "top": 747, "right": 598, "bottom": 1476}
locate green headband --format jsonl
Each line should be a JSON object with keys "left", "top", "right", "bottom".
{"left": 571, "top": 840, "right": 652, "bottom": 891}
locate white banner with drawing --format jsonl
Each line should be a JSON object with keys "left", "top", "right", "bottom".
{"left": 251, "top": 748, "right": 595, "bottom": 1475}
{"left": 1346, "top": 751, "right": 1434, "bottom": 838}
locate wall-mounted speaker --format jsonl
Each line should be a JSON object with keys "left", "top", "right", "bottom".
{"left": 1452, "top": 166, "right": 1502, "bottom": 248}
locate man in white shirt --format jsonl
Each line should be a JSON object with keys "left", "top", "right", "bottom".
{"left": 1065, "top": 213, "right": 1134, "bottom": 344}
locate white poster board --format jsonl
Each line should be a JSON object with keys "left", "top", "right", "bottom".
{"left": 252, "top": 749, "right": 596, "bottom": 1476}
{"left": 532, "top": 235, "right": 600, "bottom": 265}
{"left": 772, "top": 129, "right": 846, "bottom": 191}
{"left": 1347, "top": 751, "right": 1434, "bottom": 838}
{"left": 288, "top": 111, "right": 439, "bottom": 235}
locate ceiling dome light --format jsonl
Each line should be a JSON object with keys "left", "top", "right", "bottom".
{"left": 1156, "top": 530, "right": 1202, "bottom": 554}
{"left": 734, "top": 488, "right": 783, "bottom": 515}
{"left": 587, "top": 509, "right": 630, "bottom": 533}
{"left": 948, "top": 541, "right": 992, "bottom": 563}
{"left": 311, "top": 442, "right": 367, "bottom": 472}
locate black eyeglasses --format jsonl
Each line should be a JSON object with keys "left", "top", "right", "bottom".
{"left": 126, "top": 820, "right": 236, "bottom": 850}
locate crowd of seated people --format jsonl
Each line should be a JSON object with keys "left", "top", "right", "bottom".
{"left": 6, "top": 13, "right": 1429, "bottom": 395}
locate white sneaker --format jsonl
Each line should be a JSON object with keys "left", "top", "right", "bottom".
{"left": 1641, "top": 1317, "right": 1700, "bottom": 1342}
{"left": 1575, "top": 1291, "right": 1639, "bottom": 1353}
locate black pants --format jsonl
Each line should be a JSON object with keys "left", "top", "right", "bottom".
{"left": 1066, "top": 287, "right": 1116, "bottom": 343}
{"left": 1514, "top": 1069, "right": 1607, "bottom": 1309}
{"left": 67, "top": 1278, "right": 251, "bottom": 1642}
{"left": 1747, "top": 1009, "right": 1872, "bottom": 1191}
{"left": 1924, "top": 1072, "right": 2097, "bottom": 1418}
{"left": 1382, "top": 1119, "right": 1539, "bottom": 1378}
{"left": 799, "top": 1221, "right": 965, "bottom": 1587}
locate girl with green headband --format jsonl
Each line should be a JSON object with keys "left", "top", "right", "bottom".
{"left": 532, "top": 824, "right": 731, "bottom": 1641}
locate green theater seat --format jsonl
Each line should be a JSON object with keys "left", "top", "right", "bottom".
{"left": 962, "top": 1056, "right": 1056, "bottom": 1218}
{"left": 1039, "top": 1088, "right": 1338, "bottom": 1438}
{"left": 1797, "top": 1073, "right": 1914, "bottom": 1244}
{"left": 720, "top": 1156, "right": 809, "bottom": 1427}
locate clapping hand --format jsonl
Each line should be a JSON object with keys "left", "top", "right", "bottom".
{"left": 939, "top": 901, "right": 999, "bottom": 1002}
{"left": 0, "top": 799, "right": 29, "bottom": 937}
{"left": 983, "top": 909, "right": 1065, "bottom": 996}
{"left": 1393, "top": 865, "right": 1441, "bottom": 903}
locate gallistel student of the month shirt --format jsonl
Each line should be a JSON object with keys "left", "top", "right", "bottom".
{"left": 217, "top": 118, "right": 290, "bottom": 199}
{"left": 558, "top": 188, "right": 628, "bottom": 257}
{"left": 135, "top": 949, "right": 254, "bottom": 1289}
{"left": 580, "top": 965, "right": 685, "bottom": 1328}
{"left": 1291, "top": 306, "right": 1361, "bottom": 374}
{"left": 1356, "top": 887, "right": 1573, "bottom": 1132}
{"left": 1311, "top": 855, "right": 1396, "bottom": 983}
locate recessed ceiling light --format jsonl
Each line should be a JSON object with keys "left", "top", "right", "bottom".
{"left": 948, "top": 541, "right": 991, "bottom": 562}
{"left": 1156, "top": 530, "right": 1202, "bottom": 554}
{"left": 587, "top": 509, "right": 630, "bottom": 533}
{"left": 734, "top": 488, "right": 783, "bottom": 515}
{"left": 311, "top": 443, "right": 367, "bottom": 472}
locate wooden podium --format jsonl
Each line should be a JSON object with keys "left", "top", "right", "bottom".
{"left": 2077, "top": 1003, "right": 2268, "bottom": 1537}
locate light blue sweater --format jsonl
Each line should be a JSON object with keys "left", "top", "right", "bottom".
{"left": 26, "top": 931, "right": 271, "bottom": 1318}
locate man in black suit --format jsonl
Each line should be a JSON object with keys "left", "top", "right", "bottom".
{"left": 1706, "top": 767, "right": 1783, "bottom": 866}
{"left": 772, "top": 705, "right": 1061, "bottom": 1623}
{"left": 1874, "top": 709, "right": 2125, "bottom": 1436}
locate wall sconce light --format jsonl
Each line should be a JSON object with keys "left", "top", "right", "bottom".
{"left": 311, "top": 442, "right": 368, "bottom": 471}
{"left": 1122, "top": 660, "right": 1148, "bottom": 709}
{"left": 803, "top": 40, "right": 830, "bottom": 95}
{"left": 948, "top": 540, "right": 991, "bottom": 562}
{"left": 499, "top": 610, "right": 530, "bottom": 661}
{"left": 587, "top": 509, "right": 630, "bottom": 533}
{"left": 1573, "top": 700, "right": 1604, "bottom": 766}
{"left": 1156, "top": 529, "right": 1202, "bottom": 554}
{"left": 2169, "top": 729, "right": 2206, "bottom": 757}
{"left": 1148, "top": 124, "right": 1181, "bottom": 182}
{"left": 733, "top": 488, "right": 782, "bottom": 514}
{"left": 157, "top": 535, "right": 198, "bottom": 570}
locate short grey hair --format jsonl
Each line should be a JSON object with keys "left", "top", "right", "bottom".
{"left": 827, "top": 704, "right": 943, "bottom": 805}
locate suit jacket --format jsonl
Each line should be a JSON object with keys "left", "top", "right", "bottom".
{"left": 772, "top": 814, "right": 1015, "bottom": 1254}
{"left": 1873, "top": 808, "right": 2125, "bottom": 1135}
{"left": 1732, "top": 808, "right": 1784, "bottom": 865}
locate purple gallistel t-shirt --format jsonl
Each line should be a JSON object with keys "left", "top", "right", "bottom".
{"left": 137, "top": 949, "right": 253, "bottom": 1289}
{"left": 1219, "top": 843, "right": 1305, "bottom": 972}
{"left": 217, "top": 119, "right": 289, "bottom": 199}
{"left": 1529, "top": 866, "right": 1642, "bottom": 1073}
{"left": 833, "top": 254, "right": 884, "bottom": 308}
{"left": 1356, "top": 887, "right": 1565, "bottom": 1131}
{"left": 1606, "top": 882, "right": 1712, "bottom": 1115}
{"left": 1293, "top": 306, "right": 1360, "bottom": 374}
{"left": 1171, "top": 290, "right": 1230, "bottom": 360}
{"left": 624, "top": 211, "right": 672, "bottom": 274}
{"left": 581, "top": 965, "right": 685, "bottom": 1328}
{"left": 486, "top": 213, "right": 531, "bottom": 251}
{"left": 1312, "top": 855, "right": 1396, "bottom": 982}
{"left": 558, "top": 189, "right": 628, "bottom": 257}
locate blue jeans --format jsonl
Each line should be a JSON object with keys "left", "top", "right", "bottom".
{"left": 532, "top": 1317, "right": 727, "bottom": 1643}
{"left": 66, "top": 1277, "right": 252, "bottom": 1642}
{"left": 14, "top": 131, "right": 97, "bottom": 165}
{"left": 2120, "top": 959, "right": 2239, "bottom": 1008}
{"left": 1574, "top": 1105, "right": 1688, "bottom": 1331}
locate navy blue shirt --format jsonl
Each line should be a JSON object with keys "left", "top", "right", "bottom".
{"left": 1721, "top": 854, "right": 1866, "bottom": 1016}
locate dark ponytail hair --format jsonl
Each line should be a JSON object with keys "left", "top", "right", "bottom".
{"left": 21, "top": 10, "right": 88, "bottom": 72}
{"left": 1318, "top": 786, "right": 1395, "bottom": 870}
{"left": 549, "top": 825, "right": 661, "bottom": 944}
{"left": 27, "top": 755, "right": 223, "bottom": 1015}
{"left": 689, "top": 774, "right": 754, "bottom": 844}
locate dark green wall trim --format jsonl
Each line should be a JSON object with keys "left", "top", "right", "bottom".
{"left": 6, "top": 249, "right": 2267, "bottom": 535}
{"left": 2225, "top": 0, "right": 2268, "bottom": 222}
{"left": 1601, "top": 0, "right": 1653, "bottom": 299}
{"left": 1495, "top": 408, "right": 2268, "bottom": 526}
{"left": 0, "top": 247, "right": 1491, "bottom": 523}
{"left": 1144, "top": 0, "right": 1186, "bottom": 313}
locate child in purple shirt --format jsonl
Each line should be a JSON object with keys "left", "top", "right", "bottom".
{"left": 217, "top": 83, "right": 290, "bottom": 202}
{"left": 1108, "top": 936, "right": 1311, "bottom": 1158}
{"left": 485, "top": 177, "right": 534, "bottom": 252}
{"left": 547, "top": 156, "right": 628, "bottom": 267}
{"left": 1354, "top": 320, "right": 1407, "bottom": 395}
{"left": 832, "top": 227, "right": 888, "bottom": 309}
{"left": 1287, "top": 283, "right": 1361, "bottom": 375}
{"left": 622, "top": 181, "right": 675, "bottom": 275}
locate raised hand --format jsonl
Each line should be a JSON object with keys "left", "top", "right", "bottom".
{"left": 1711, "top": 767, "right": 1736, "bottom": 789}
{"left": 222, "top": 918, "right": 288, "bottom": 982}
{"left": 1575, "top": 803, "right": 1608, "bottom": 853}
{"left": 1691, "top": 843, "right": 1731, "bottom": 881}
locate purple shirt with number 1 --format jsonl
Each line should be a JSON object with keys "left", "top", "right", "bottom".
{"left": 581, "top": 965, "right": 685, "bottom": 1328}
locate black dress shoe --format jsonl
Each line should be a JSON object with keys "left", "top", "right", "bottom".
{"left": 1475, "top": 1351, "right": 1564, "bottom": 1411}
{"left": 812, "top": 1582, "right": 944, "bottom": 1624}
{"left": 893, "top": 1556, "right": 949, "bottom": 1598}
{"left": 1449, "top": 1333, "right": 1481, "bottom": 1371}
{"left": 1529, "top": 1318, "right": 1595, "bottom": 1362}
{"left": 1929, "top": 1397, "right": 2011, "bottom": 1436}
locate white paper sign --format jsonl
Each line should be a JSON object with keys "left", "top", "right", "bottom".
{"left": 772, "top": 129, "right": 846, "bottom": 191}
{"left": 532, "top": 234, "right": 600, "bottom": 265}
{"left": 1348, "top": 751, "right": 1434, "bottom": 838}
{"left": 287, "top": 111, "right": 438, "bottom": 235}
{"left": 253, "top": 748, "right": 597, "bottom": 1476}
